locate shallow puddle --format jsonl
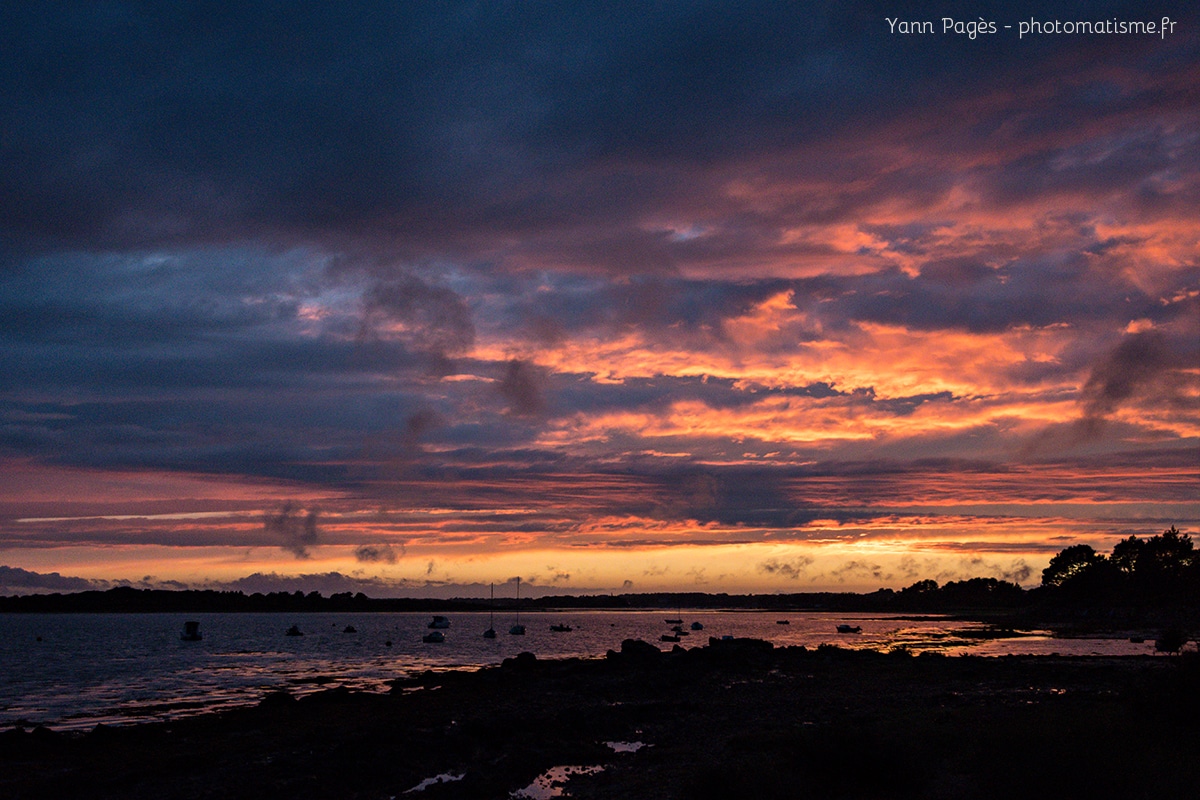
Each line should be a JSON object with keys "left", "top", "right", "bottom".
{"left": 510, "top": 765, "right": 604, "bottom": 799}
{"left": 403, "top": 772, "right": 465, "bottom": 793}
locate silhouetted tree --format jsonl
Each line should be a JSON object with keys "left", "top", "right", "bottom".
{"left": 1041, "top": 526, "right": 1198, "bottom": 607}
{"left": 1042, "top": 545, "right": 1104, "bottom": 588}
{"left": 1110, "top": 535, "right": 1144, "bottom": 576}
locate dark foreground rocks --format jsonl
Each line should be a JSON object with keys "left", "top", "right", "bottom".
{"left": 2, "top": 640, "right": 1197, "bottom": 799}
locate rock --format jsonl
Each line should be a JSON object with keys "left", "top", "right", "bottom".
{"left": 258, "top": 691, "right": 296, "bottom": 710}
{"left": 502, "top": 651, "right": 538, "bottom": 670}
{"left": 618, "top": 638, "right": 662, "bottom": 661}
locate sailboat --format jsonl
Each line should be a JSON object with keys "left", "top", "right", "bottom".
{"left": 509, "top": 576, "right": 526, "bottom": 635}
{"left": 483, "top": 582, "right": 497, "bottom": 638}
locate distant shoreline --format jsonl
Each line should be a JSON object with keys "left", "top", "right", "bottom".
{"left": 0, "top": 583, "right": 1030, "bottom": 614}
{"left": 3, "top": 584, "right": 1197, "bottom": 634}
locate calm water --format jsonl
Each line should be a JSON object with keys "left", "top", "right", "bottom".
{"left": 0, "top": 610, "right": 1159, "bottom": 730}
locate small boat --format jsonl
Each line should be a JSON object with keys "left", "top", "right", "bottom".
{"left": 484, "top": 582, "right": 497, "bottom": 638}
{"left": 422, "top": 631, "right": 445, "bottom": 643}
{"left": 550, "top": 624, "right": 573, "bottom": 632}
{"left": 180, "top": 621, "right": 202, "bottom": 641}
{"left": 428, "top": 616, "right": 451, "bottom": 629}
{"left": 664, "top": 618, "right": 683, "bottom": 625}
{"left": 661, "top": 633, "right": 681, "bottom": 642}
{"left": 343, "top": 625, "right": 357, "bottom": 634}
{"left": 690, "top": 621, "right": 704, "bottom": 631}
{"left": 670, "top": 625, "right": 689, "bottom": 636}
{"left": 836, "top": 624, "right": 862, "bottom": 634}
{"left": 776, "top": 620, "right": 790, "bottom": 625}
{"left": 509, "top": 576, "right": 526, "bottom": 635}
{"left": 285, "top": 624, "right": 303, "bottom": 636}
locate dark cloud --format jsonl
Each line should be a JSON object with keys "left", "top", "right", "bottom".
{"left": 757, "top": 556, "right": 815, "bottom": 580}
{"left": 497, "top": 359, "right": 548, "bottom": 416}
{"left": 403, "top": 409, "right": 444, "bottom": 448}
{"left": 264, "top": 502, "right": 320, "bottom": 558}
{"left": 939, "top": 557, "right": 1036, "bottom": 586}
{"left": 1003, "top": 562, "right": 1033, "bottom": 584}
{"left": 0, "top": 1, "right": 1187, "bottom": 258}
{"left": 353, "top": 544, "right": 402, "bottom": 564}
{"left": 218, "top": 571, "right": 435, "bottom": 598}
{"left": 831, "top": 560, "right": 888, "bottom": 583}
{"left": 211, "top": 572, "right": 614, "bottom": 598}
{"left": 359, "top": 274, "right": 475, "bottom": 360}
{"left": 0, "top": 565, "right": 105, "bottom": 594}
{"left": 1079, "top": 331, "right": 1176, "bottom": 427}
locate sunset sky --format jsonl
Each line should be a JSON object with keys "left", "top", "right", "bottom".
{"left": 1, "top": 2, "right": 1197, "bottom": 597}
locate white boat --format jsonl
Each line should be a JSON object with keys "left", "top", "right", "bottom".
{"left": 428, "top": 615, "right": 451, "bottom": 629}
{"left": 180, "top": 620, "right": 202, "bottom": 641}
{"left": 422, "top": 630, "right": 445, "bottom": 643}
{"left": 690, "top": 621, "right": 704, "bottom": 631}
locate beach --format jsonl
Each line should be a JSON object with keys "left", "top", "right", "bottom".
{"left": 3, "top": 639, "right": 1196, "bottom": 799}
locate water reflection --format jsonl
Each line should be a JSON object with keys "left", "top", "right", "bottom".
{"left": 0, "top": 611, "right": 1162, "bottom": 730}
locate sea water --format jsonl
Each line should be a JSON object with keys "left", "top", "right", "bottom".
{"left": 0, "top": 610, "right": 1159, "bottom": 730}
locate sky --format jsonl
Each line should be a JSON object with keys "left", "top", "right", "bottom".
{"left": 1, "top": 1, "right": 1197, "bottom": 598}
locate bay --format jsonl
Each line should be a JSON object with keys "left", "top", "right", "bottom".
{"left": 0, "top": 610, "right": 1156, "bottom": 730}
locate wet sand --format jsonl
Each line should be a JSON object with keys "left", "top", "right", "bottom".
{"left": 2, "top": 639, "right": 1197, "bottom": 799}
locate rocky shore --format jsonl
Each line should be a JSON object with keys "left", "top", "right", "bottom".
{"left": 2, "top": 638, "right": 1197, "bottom": 799}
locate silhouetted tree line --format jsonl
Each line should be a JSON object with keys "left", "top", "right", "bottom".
{"left": 3, "top": 529, "right": 1193, "bottom": 616}
{"left": 1038, "top": 526, "right": 1199, "bottom": 607}
{"left": 0, "top": 586, "right": 491, "bottom": 614}
{"left": 1, "top": 582, "right": 1036, "bottom": 614}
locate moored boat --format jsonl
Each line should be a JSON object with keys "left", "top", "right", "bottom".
{"left": 509, "top": 576, "right": 526, "bottom": 635}
{"left": 483, "top": 582, "right": 497, "bottom": 638}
